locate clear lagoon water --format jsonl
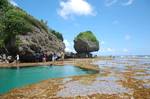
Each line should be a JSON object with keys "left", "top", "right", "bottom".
{"left": 0, "top": 65, "right": 96, "bottom": 94}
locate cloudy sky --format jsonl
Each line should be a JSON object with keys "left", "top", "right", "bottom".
{"left": 10, "top": 0, "right": 150, "bottom": 55}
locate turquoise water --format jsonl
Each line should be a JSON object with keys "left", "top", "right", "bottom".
{"left": 0, "top": 65, "right": 96, "bottom": 94}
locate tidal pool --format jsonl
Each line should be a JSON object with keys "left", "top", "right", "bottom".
{"left": 0, "top": 65, "right": 96, "bottom": 94}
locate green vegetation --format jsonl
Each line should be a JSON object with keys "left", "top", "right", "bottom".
{"left": 0, "top": 10, "right": 32, "bottom": 47}
{"left": 75, "top": 31, "right": 98, "bottom": 43}
{"left": 50, "top": 30, "right": 64, "bottom": 41}
{"left": 3, "top": 8, "right": 32, "bottom": 43}
{"left": 0, "top": 0, "right": 12, "bottom": 12}
{"left": 0, "top": 0, "right": 63, "bottom": 48}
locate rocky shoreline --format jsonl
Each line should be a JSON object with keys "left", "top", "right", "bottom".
{"left": 0, "top": 58, "right": 150, "bottom": 99}
{"left": 0, "top": 58, "right": 100, "bottom": 72}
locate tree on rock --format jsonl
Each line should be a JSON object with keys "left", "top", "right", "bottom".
{"left": 74, "top": 31, "right": 99, "bottom": 57}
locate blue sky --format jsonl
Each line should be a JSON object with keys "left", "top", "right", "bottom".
{"left": 10, "top": 0, "right": 150, "bottom": 55}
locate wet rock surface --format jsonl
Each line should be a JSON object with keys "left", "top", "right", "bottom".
{"left": 0, "top": 57, "right": 150, "bottom": 99}
{"left": 57, "top": 80, "right": 131, "bottom": 97}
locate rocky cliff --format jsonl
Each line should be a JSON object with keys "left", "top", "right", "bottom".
{"left": 17, "top": 27, "right": 65, "bottom": 55}
{"left": 0, "top": 0, "right": 65, "bottom": 62}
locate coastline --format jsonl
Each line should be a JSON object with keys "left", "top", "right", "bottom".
{"left": 0, "top": 58, "right": 100, "bottom": 72}
{"left": 0, "top": 57, "right": 150, "bottom": 99}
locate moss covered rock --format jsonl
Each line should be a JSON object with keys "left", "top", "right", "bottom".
{"left": 74, "top": 31, "right": 99, "bottom": 53}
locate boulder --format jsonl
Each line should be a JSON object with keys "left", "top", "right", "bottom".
{"left": 74, "top": 38, "right": 99, "bottom": 53}
{"left": 74, "top": 31, "right": 99, "bottom": 53}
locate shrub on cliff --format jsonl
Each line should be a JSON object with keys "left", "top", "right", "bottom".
{"left": 0, "top": 0, "right": 64, "bottom": 48}
{"left": 51, "top": 30, "right": 63, "bottom": 41}
{"left": 0, "top": 0, "right": 12, "bottom": 12}
{"left": 0, "top": 8, "right": 32, "bottom": 47}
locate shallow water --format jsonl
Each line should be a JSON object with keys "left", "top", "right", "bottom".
{"left": 1, "top": 57, "right": 150, "bottom": 98}
{"left": 57, "top": 80, "right": 131, "bottom": 97}
{"left": 0, "top": 65, "right": 96, "bottom": 94}
{"left": 63, "top": 57, "right": 149, "bottom": 98}
{"left": 94, "top": 58, "right": 150, "bottom": 72}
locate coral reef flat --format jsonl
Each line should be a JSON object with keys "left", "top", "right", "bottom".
{"left": 0, "top": 57, "right": 150, "bottom": 99}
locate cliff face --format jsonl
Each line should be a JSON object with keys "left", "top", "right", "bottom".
{"left": 0, "top": 0, "right": 65, "bottom": 61}
{"left": 17, "top": 26, "right": 65, "bottom": 55}
{"left": 5, "top": 26, "right": 65, "bottom": 62}
{"left": 4, "top": 19, "right": 65, "bottom": 58}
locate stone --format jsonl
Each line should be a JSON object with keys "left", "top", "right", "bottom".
{"left": 74, "top": 31, "right": 99, "bottom": 54}
{"left": 74, "top": 39, "right": 99, "bottom": 53}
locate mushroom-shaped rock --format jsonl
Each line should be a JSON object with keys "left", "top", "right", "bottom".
{"left": 74, "top": 31, "right": 99, "bottom": 53}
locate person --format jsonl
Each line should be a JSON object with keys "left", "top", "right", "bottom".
{"left": 42, "top": 54, "right": 46, "bottom": 62}
{"left": 55, "top": 53, "right": 58, "bottom": 60}
{"left": 2, "top": 54, "right": 6, "bottom": 62}
{"left": 48, "top": 52, "right": 53, "bottom": 61}
{"left": 52, "top": 53, "right": 58, "bottom": 62}
{"left": 16, "top": 54, "right": 20, "bottom": 63}
{"left": 61, "top": 52, "right": 64, "bottom": 61}
{"left": 52, "top": 53, "right": 55, "bottom": 62}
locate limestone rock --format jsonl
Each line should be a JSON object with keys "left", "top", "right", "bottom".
{"left": 17, "top": 26, "right": 65, "bottom": 55}
{"left": 74, "top": 31, "right": 99, "bottom": 53}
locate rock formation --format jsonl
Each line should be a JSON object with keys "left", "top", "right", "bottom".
{"left": 74, "top": 31, "right": 99, "bottom": 57}
{"left": 4, "top": 26, "right": 65, "bottom": 62}
{"left": 17, "top": 26, "right": 65, "bottom": 55}
{"left": 0, "top": 0, "right": 65, "bottom": 62}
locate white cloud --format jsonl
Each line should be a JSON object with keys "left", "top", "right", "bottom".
{"left": 105, "top": 0, "right": 118, "bottom": 7}
{"left": 125, "top": 34, "right": 131, "bottom": 40}
{"left": 105, "top": 0, "right": 134, "bottom": 7}
{"left": 64, "top": 39, "right": 70, "bottom": 47}
{"left": 122, "top": 0, "right": 134, "bottom": 6}
{"left": 64, "top": 39, "right": 75, "bottom": 52}
{"left": 58, "top": 0, "right": 95, "bottom": 19}
{"left": 9, "top": 0, "right": 18, "bottom": 6}
{"left": 65, "top": 47, "right": 73, "bottom": 52}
